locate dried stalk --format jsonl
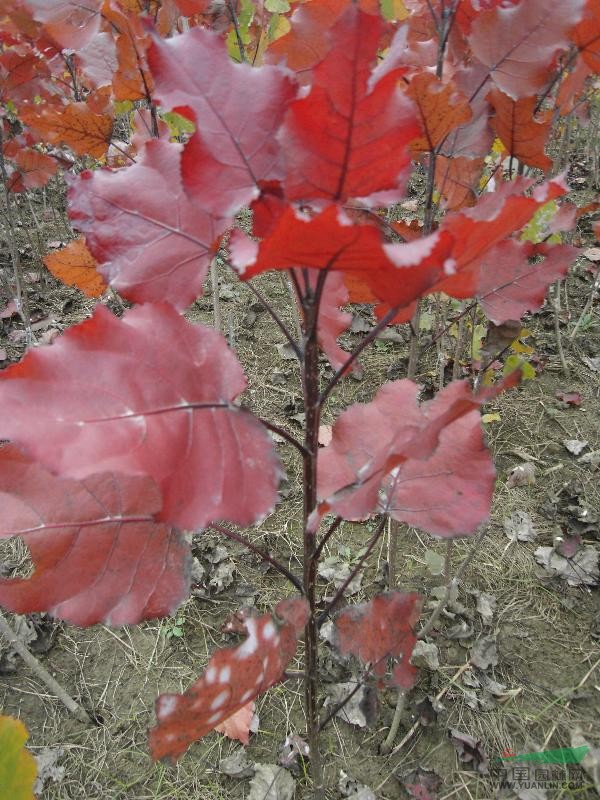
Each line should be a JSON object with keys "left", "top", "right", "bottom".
{"left": 0, "top": 610, "right": 92, "bottom": 725}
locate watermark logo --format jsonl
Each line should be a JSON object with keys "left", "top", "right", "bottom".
{"left": 491, "top": 746, "right": 589, "bottom": 792}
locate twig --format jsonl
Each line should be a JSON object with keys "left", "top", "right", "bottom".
{"left": 320, "top": 305, "right": 401, "bottom": 404}
{"left": 381, "top": 529, "right": 486, "bottom": 753}
{"left": 317, "top": 516, "right": 388, "bottom": 625}
{"left": 377, "top": 661, "right": 473, "bottom": 777}
{"left": 570, "top": 270, "right": 600, "bottom": 340}
{"left": 210, "top": 258, "right": 222, "bottom": 333}
{"left": 542, "top": 657, "right": 600, "bottom": 749}
{"left": 0, "top": 610, "right": 92, "bottom": 725}
{"left": 226, "top": 0, "right": 247, "bottom": 63}
{"left": 209, "top": 523, "right": 303, "bottom": 593}
{"left": 245, "top": 280, "right": 303, "bottom": 360}
{"left": 551, "top": 281, "right": 570, "bottom": 378}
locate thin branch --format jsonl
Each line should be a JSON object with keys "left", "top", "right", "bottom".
{"left": 313, "top": 516, "right": 343, "bottom": 561}
{"left": 0, "top": 610, "right": 92, "bottom": 725}
{"left": 209, "top": 523, "right": 303, "bottom": 593}
{"left": 320, "top": 305, "right": 401, "bottom": 405}
{"left": 318, "top": 679, "right": 364, "bottom": 732}
{"left": 418, "top": 527, "right": 487, "bottom": 640}
{"left": 317, "top": 516, "right": 388, "bottom": 625}
{"left": 226, "top": 0, "right": 247, "bottom": 63}
{"left": 245, "top": 280, "right": 304, "bottom": 361}
{"left": 258, "top": 418, "right": 310, "bottom": 458}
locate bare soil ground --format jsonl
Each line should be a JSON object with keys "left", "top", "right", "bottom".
{"left": 0, "top": 152, "right": 599, "bottom": 800}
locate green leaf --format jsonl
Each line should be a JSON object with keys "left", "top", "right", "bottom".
{"left": 521, "top": 201, "right": 561, "bottom": 244}
{"left": 161, "top": 111, "right": 196, "bottom": 138}
{"left": 0, "top": 715, "right": 37, "bottom": 800}
{"left": 425, "top": 549, "right": 445, "bottom": 576}
{"left": 265, "top": 0, "right": 290, "bottom": 12}
{"left": 503, "top": 355, "right": 535, "bottom": 380}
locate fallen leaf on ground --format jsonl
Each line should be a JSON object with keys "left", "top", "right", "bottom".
{"left": 470, "top": 635, "right": 498, "bottom": 670}
{"left": 317, "top": 555, "right": 362, "bottom": 596}
{"left": 414, "top": 696, "right": 439, "bottom": 727}
{"left": 33, "top": 748, "right": 64, "bottom": 795}
{"left": 401, "top": 767, "right": 442, "bottom": 800}
{"left": 0, "top": 300, "right": 18, "bottom": 319}
{"left": 534, "top": 545, "right": 599, "bottom": 586}
{"left": 471, "top": 591, "right": 497, "bottom": 626}
{"left": 219, "top": 748, "right": 255, "bottom": 779}
{"left": 410, "top": 641, "right": 440, "bottom": 670}
{"left": 571, "top": 729, "right": 600, "bottom": 793}
{"left": 248, "top": 764, "right": 295, "bottom": 800}
{"left": 507, "top": 463, "right": 536, "bottom": 487}
{"left": 582, "top": 356, "right": 600, "bottom": 372}
{"left": 450, "top": 729, "right": 489, "bottom": 773}
{"left": 338, "top": 769, "right": 376, "bottom": 799}
{"left": 324, "top": 682, "right": 378, "bottom": 728}
{"left": 583, "top": 247, "right": 600, "bottom": 262}
{"left": 504, "top": 511, "right": 537, "bottom": 541}
{"left": 425, "top": 549, "right": 445, "bottom": 576}
{"left": 555, "top": 390, "right": 582, "bottom": 406}
{"left": 564, "top": 439, "right": 588, "bottom": 455}
{"left": 279, "top": 733, "right": 309, "bottom": 769}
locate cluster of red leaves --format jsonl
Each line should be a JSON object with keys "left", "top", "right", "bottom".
{"left": 0, "top": 0, "right": 597, "bottom": 762}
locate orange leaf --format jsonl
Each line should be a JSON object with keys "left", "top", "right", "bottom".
{"left": 44, "top": 237, "right": 107, "bottom": 297}
{"left": 407, "top": 73, "right": 472, "bottom": 153}
{"left": 214, "top": 701, "right": 255, "bottom": 744}
{"left": 488, "top": 89, "right": 552, "bottom": 170}
{"left": 435, "top": 155, "right": 484, "bottom": 210}
{"left": 10, "top": 148, "right": 57, "bottom": 192}
{"left": 20, "top": 102, "right": 113, "bottom": 159}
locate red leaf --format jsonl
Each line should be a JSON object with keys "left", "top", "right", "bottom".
{"left": 572, "top": 0, "right": 600, "bottom": 73}
{"left": 478, "top": 241, "right": 578, "bottom": 324}
{"left": 149, "top": 26, "right": 295, "bottom": 216}
{"left": 468, "top": 0, "right": 587, "bottom": 98}
{"left": 556, "top": 390, "right": 582, "bottom": 406}
{"left": 266, "top": 0, "right": 379, "bottom": 78}
{"left": 24, "top": 0, "right": 102, "bottom": 50}
{"left": 385, "top": 413, "right": 496, "bottom": 537}
{"left": 435, "top": 176, "right": 569, "bottom": 298}
{"left": 333, "top": 592, "right": 422, "bottom": 689}
{"left": 281, "top": 7, "right": 419, "bottom": 205}
{"left": 0, "top": 446, "right": 190, "bottom": 626}
{"left": 0, "top": 304, "right": 282, "bottom": 530}
{"left": 488, "top": 89, "right": 552, "bottom": 170}
{"left": 304, "top": 270, "right": 354, "bottom": 373}
{"left": 76, "top": 31, "right": 118, "bottom": 90}
{"left": 68, "top": 140, "right": 225, "bottom": 310}
{"left": 317, "top": 375, "right": 519, "bottom": 525}
{"left": 231, "top": 206, "right": 452, "bottom": 308}
{"left": 214, "top": 701, "right": 255, "bottom": 745}
{"left": 149, "top": 597, "right": 309, "bottom": 761}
